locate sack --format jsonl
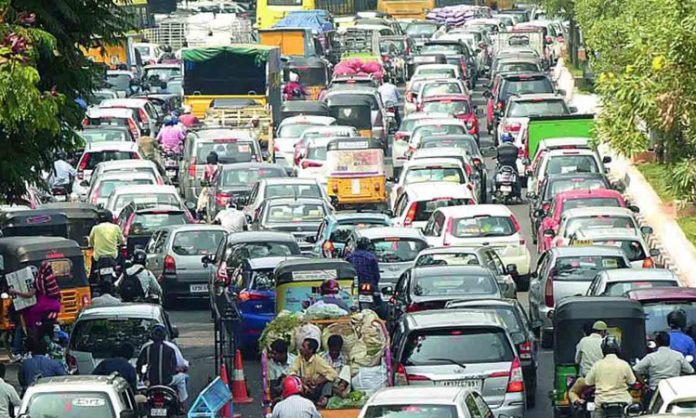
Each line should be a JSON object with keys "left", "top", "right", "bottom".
{"left": 120, "top": 269, "right": 145, "bottom": 302}
{"left": 294, "top": 323, "right": 322, "bottom": 350}
{"left": 351, "top": 363, "right": 387, "bottom": 397}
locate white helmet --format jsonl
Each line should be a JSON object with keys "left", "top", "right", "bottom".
{"left": 289, "top": 72, "right": 299, "bottom": 82}
{"left": 182, "top": 105, "right": 192, "bottom": 114}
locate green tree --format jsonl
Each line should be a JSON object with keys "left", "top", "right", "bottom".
{"left": 0, "top": 0, "right": 131, "bottom": 202}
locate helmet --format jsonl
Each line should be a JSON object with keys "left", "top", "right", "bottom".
{"left": 132, "top": 248, "right": 147, "bottom": 265}
{"left": 98, "top": 209, "right": 113, "bottom": 223}
{"left": 668, "top": 309, "right": 687, "bottom": 329}
{"left": 356, "top": 237, "right": 371, "bottom": 251}
{"left": 292, "top": 88, "right": 302, "bottom": 98}
{"left": 320, "top": 279, "right": 340, "bottom": 295}
{"left": 601, "top": 335, "right": 621, "bottom": 356}
{"left": 281, "top": 376, "right": 303, "bottom": 398}
{"left": 182, "top": 105, "right": 192, "bottom": 114}
{"left": 501, "top": 133, "right": 514, "bottom": 143}
{"left": 163, "top": 115, "right": 174, "bottom": 126}
{"left": 289, "top": 72, "right": 299, "bottom": 83}
{"left": 56, "top": 150, "right": 67, "bottom": 160}
{"left": 172, "top": 116, "right": 179, "bottom": 125}
{"left": 151, "top": 324, "right": 167, "bottom": 342}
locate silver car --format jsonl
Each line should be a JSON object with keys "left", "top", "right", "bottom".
{"left": 68, "top": 303, "right": 178, "bottom": 375}
{"left": 145, "top": 224, "right": 227, "bottom": 306}
{"left": 586, "top": 268, "right": 680, "bottom": 297}
{"left": 392, "top": 309, "right": 526, "bottom": 418}
{"left": 358, "top": 386, "right": 495, "bottom": 418}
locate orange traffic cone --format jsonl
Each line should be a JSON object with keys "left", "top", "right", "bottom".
{"left": 220, "top": 363, "right": 232, "bottom": 418}
{"left": 231, "top": 349, "right": 253, "bottom": 404}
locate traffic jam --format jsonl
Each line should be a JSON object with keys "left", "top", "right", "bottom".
{"left": 1, "top": 1, "right": 695, "bottom": 418}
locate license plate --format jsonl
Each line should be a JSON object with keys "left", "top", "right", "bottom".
{"left": 501, "top": 185, "right": 512, "bottom": 192}
{"left": 99, "top": 267, "right": 114, "bottom": 275}
{"left": 190, "top": 284, "right": 208, "bottom": 294}
{"left": 436, "top": 379, "right": 481, "bottom": 390}
{"left": 150, "top": 408, "right": 168, "bottom": 417}
{"left": 358, "top": 294, "right": 373, "bottom": 303}
{"left": 352, "top": 179, "right": 361, "bottom": 194}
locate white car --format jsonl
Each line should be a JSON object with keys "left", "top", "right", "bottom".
{"left": 391, "top": 182, "right": 475, "bottom": 229}
{"left": 86, "top": 171, "right": 157, "bottom": 207}
{"left": 135, "top": 42, "right": 163, "bottom": 63}
{"left": 391, "top": 157, "right": 470, "bottom": 207}
{"left": 553, "top": 207, "right": 642, "bottom": 248}
{"left": 85, "top": 107, "right": 142, "bottom": 139}
{"left": 406, "top": 118, "right": 469, "bottom": 158}
{"left": 72, "top": 141, "right": 142, "bottom": 201}
{"left": 105, "top": 184, "right": 185, "bottom": 218}
{"left": 358, "top": 387, "right": 494, "bottom": 418}
{"left": 648, "top": 375, "right": 696, "bottom": 415}
{"left": 294, "top": 125, "right": 358, "bottom": 167}
{"left": 528, "top": 147, "right": 609, "bottom": 195}
{"left": 416, "top": 78, "right": 469, "bottom": 106}
{"left": 570, "top": 227, "right": 659, "bottom": 268}
{"left": 274, "top": 116, "right": 336, "bottom": 164}
{"left": 526, "top": 137, "right": 592, "bottom": 189}
{"left": 296, "top": 136, "right": 336, "bottom": 183}
{"left": 587, "top": 268, "right": 680, "bottom": 296}
{"left": 99, "top": 98, "right": 160, "bottom": 137}
{"left": 411, "top": 63, "right": 463, "bottom": 81}
{"left": 422, "top": 204, "right": 532, "bottom": 277}
{"left": 496, "top": 93, "right": 570, "bottom": 148}
{"left": 404, "top": 77, "right": 447, "bottom": 115}
{"left": 393, "top": 112, "right": 451, "bottom": 172}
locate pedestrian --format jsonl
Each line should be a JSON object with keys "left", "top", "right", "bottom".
{"left": 585, "top": 336, "right": 636, "bottom": 418}
{"left": 667, "top": 310, "right": 696, "bottom": 364}
{"left": 93, "top": 343, "right": 138, "bottom": 391}
{"left": 0, "top": 363, "right": 21, "bottom": 417}
{"left": 288, "top": 338, "right": 337, "bottom": 406}
{"left": 272, "top": 376, "right": 321, "bottom": 418}
{"left": 19, "top": 338, "right": 66, "bottom": 394}
{"left": 575, "top": 320, "right": 607, "bottom": 377}
{"left": 268, "top": 339, "right": 297, "bottom": 402}
{"left": 213, "top": 201, "right": 247, "bottom": 234}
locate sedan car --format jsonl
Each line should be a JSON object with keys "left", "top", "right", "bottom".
{"left": 145, "top": 224, "right": 227, "bottom": 306}
{"left": 311, "top": 212, "right": 391, "bottom": 258}
{"left": 105, "top": 184, "right": 186, "bottom": 218}
{"left": 358, "top": 387, "right": 495, "bottom": 418}
{"left": 391, "top": 157, "right": 470, "bottom": 207}
{"left": 552, "top": 207, "right": 643, "bottom": 249}
{"left": 86, "top": 171, "right": 157, "bottom": 207}
{"left": 74, "top": 141, "right": 142, "bottom": 191}
{"left": 274, "top": 115, "right": 337, "bottom": 164}
{"left": 496, "top": 94, "right": 571, "bottom": 147}
{"left": 243, "top": 178, "right": 330, "bottom": 220}
{"left": 570, "top": 228, "right": 659, "bottom": 269}
{"left": 586, "top": 268, "right": 680, "bottom": 297}
{"left": 647, "top": 375, "right": 696, "bottom": 415}
{"left": 417, "top": 94, "right": 479, "bottom": 138}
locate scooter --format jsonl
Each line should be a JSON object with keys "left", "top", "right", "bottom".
{"left": 145, "top": 385, "right": 180, "bottom": 418}
{"left": 162, "top": 152, "right": 180, "bottom": 185}
{"left": 493, "top": 165, "right": 520, "bottom": 205}
{"left": 92, "top": 256, "right": 117, "bottom": 297}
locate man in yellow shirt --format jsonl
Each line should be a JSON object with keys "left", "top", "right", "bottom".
{"left": 89, "top": 210, "right": 125, "bottom": 270}
{"left": 289, "top": 338, "right": 337, "bottom": 407}
{"left": 585, "top": 336, "right": 636, "bottom": 418}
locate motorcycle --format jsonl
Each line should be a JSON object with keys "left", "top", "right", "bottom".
{"left": 493, "top": 165, "right": 519, "bottom": 205}
{"left": 163, "top": 152, "right": 180, "bottom": 185}
{"left": 384, "top": 100, "right": 399, "bottom": 134}
{"left": 358, "top": 283, "right": 385, "bottom": 319}
{"left": 145, "top": 385, "right": 180, "bottom": 417}
{"left": 92, "top": 256, "right": 117, "bottom": 297}
{"left": 50, "top": 175, "right": 74, "bottom": 202}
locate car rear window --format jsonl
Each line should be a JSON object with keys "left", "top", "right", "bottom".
{"left": 196, "top": 141, "right": 256, "bottom": 164}
{"left": 420, "top": 137, "right": 477, "bottom": 155}
{"left": 507, "top": 100, "right": 569, "bottom": 117}
{"left": 592, "top": 239, "right": 646, "bottom": 262}
{"left": 546, "top": 155, "right": 599, "bottom": 175}
{"left": 405, "top": 166, "right": 464, "bottom": 185}
{"left": 329, "top": 221, "right": 387, "bottom": 243}
{"left": 95, "top": 178, "right": 154, "bottom": 199}
{"left": 83, "top": 151, "right": 138, "bottom": 170}
{"left": 422, "top": 82, "right": 463, "bottom": 97}
{"left": 114, "top": 193, "right": 180, "bottom": 214}
{"left": 501, "top": 77, "right": 553, "bottom": 97}
{"left": 81, "top": 129, "right": 129, "bottom": 143}
{"left": 422, "top": 100, "right": 471, "bottom": 115}
{"left": 413, "top": 124, "right": 466, "bottom": 139}
{"left": 27, "top": 392, "right": 114, "bottom": 418}
{"left": 265, "top": 184, "right": 321, "bottom": 199}
{"left": 131, "top": 212, "right": 188, "bottom": 235}
{"left": 416, "top": 67, "right": 456, "bottom": 78}
{"left": 265, "top": 203, "right": 326, "bottom": 223}
{"left": 307, "top": 144, "right": 328, "bottom": 161}
{"left": 605, "top": 280, "right": 677, "bottom": 297}
{"left": 71, "top": 317, "right": 158, "bottom": 356}
{"left": 413, "top": 273, "right": 498, "bottom": 297}
{"left": 236, "top": 242, "right": 297, "bottom": 259}
{"left": 415, "top": 252, "right": 479, "bottom": 267}
{"left": 372, "top": 238, "right": 428, "bottom": 263}
{"left": 406, "top": 23, "right": 438, "bottom": 36}
{"left": 278, "top": 123, "right": 316, "bottom": 139}
{"left": 363, "top": 405, "right": 458, "bottom": 418}
{"left": 413, "top": 198, "right": 471, "bottom": 222}
{"left": 564, "top": 197, "right": 621, "bottom": 210}
{"left": 172, "top": 230, "right": 226, "bottom": 256}
{"left": 420, "top": 44, "right": 461, "bottom": 55}
{"left": 565, "top": 215, "right": 637, "bottom": 236}
{"left": 552, "top": 256, "right": 629, "bottom": 281}
{"left": 452, "top": 215, "right": 516, "bottom": 238}
{"left": 221, "top": 167, "right": 286, "bottom": 187}
{"left": 249, "top": 269, "right": 275, "bottom": 290}
{"left": 402, "top": 327, "right": 514, "bottom": 365}
{"left": 667, "top": 400, "right": 696, "bottom": 414}
{"left": 498, "top": 62, "right": 539, "bottom": 73}
{"left": 548, "top": 179, "right": 606, "bottom": 198}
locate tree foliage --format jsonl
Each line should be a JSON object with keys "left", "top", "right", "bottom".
{"left": 0, "top": 0, "right": 132, "bottom": 201}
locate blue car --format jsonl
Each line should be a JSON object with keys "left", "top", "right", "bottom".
{"left": 311, "top": 213, "right": 392, "bottom": 258}
{"left": 234, "top": 255, "right": 305, "bottom": 351}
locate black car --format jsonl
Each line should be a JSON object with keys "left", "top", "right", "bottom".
{"left": 492, "top": 73, "right": 555, "bottom": 131}
{"left": 446, "top": 298, "right": 539, "bottom": 408}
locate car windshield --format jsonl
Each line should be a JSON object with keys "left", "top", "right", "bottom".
{"left": 591, "top": 239, "right": 647, "bottom": 262}
{"left": 668, "top": 401, "right": 696, "bottom": 414}
{"left": 105, "top": 74, "right": 131, "bottom": 91}
{"left": 503, "top": 78, "right": 554, "bottom": 97}
{"left": 114, "top": 193, "right": 180, "bottom": 214}
{"left": 546, "top": 155, "right": 599, "bottom": 175}
{"left": 413, "top": 273, "right": 498, "bottom": 297}
{"left": 420, "top": 45, "right": 460, "bottom": 55}
{"left": 81, "top": 129, "right": 129, "bottom": 143}
{"left": 405, "top": 167, "right": 464, "bottom": 185}
{"left": 303, "top": 129, "right": 355, "bottom": 141}
{"left": 402, "top": 327, "right": 514, "bottom": 365}
{"left": 498, "top": 62, "right": 539, "bottom": 73}
{"left": 508, "top": 100, "right": 568, "bottom": 117}
{"left": 422, "top": 82, "right": 463, "bottom": 96}
{"left": 553, "top": 256, "right": 629, "bottom": 281}
{"left": 372, "top": 238, "right": 428, "bottom": 263}
{"left": 413, "top": 198, "right": 471, "bottom": 222}
{"left": 242, "top": 242, "right": 295, "bottom": 258}
{"left": 71, "top": 317, "right": 158, "bottom": 356}
{"left": 306, "top": 144, "right": 329, "bottom": 161}
{"left": 422, "top": 100, "right": 471, "bottom": 115}
{"left": 221, "top": 167, "right": 285, "bottom": 187}
{"left": 279, "top": 123, "right": 318, "bottom": 138}
{"left": 379, "top": 39, "right": 406, "bottom": 54}
{"left": 96, "top": 178, "right": 154, "bottom": 198}
{"left": 564, "top": 197, "right": 621, "bottom": 210}
{"left": 27, "top": 392, "right": 114, "bottom": 418}
{"left": 605, "top": 281, "right": 676, "bottom": 297}
{"left": 196, "top": 141, "right": 256, "bottom": 164}
{"left": 265, "top": 184, "right": 321, "bottom": 199}
{"left": 84, "top": 151, "right": 137, "bottom": 170}
{"left": 421, "top": 137, "right": 477, "bottom": 155}
{"left": 172, "top": 230, "right": 226, "bottom": 256}
{"left": 265, "top": 203, "right": 326, "bottom": 223}
{"left": 415, "top": 252, "right": 479, "bottom": 267}
{"left": 452, "top": 215, "right": 515, "bottom": 238}
{"left": 329, "top": 221, "right": 387, "bottom": 243}
{"left": 363, "top": 405, "right": 458, "bottom": 418}
{"left": 643, "top": 301, "right": 696, "bottom": 337}
{"left": 131, "top": 212, "right": 188, "bottom": 235}
{"left": 399, "top": 118, "right": 422, "bottom": 132}
{"left": 416, "top": 68, "right": 456, "bottom": 78}
{"left": 548, "top": 179, "right": 606, "bottom": 198}
{"left": 406, "top": 23, "right": 438, "bottom": 36}
{"left": 565, "top": 216, "right": 637, "bottom": 236}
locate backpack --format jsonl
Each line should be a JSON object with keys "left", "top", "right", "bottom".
{"left": 120, "top": 267, "right": 145, "bottom": 302}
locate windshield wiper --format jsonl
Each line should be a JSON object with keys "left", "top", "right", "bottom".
{"left": 428, "top": 358, "right": 467, "bottom": 369}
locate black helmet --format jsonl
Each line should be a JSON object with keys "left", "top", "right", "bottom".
{"left": 356, "top": 237, "right": 371, "bottom": 251}
{"left": 151, "top": 324, "right": 167, "bottom": 342}
{"left": 206, "top": 151, "right": 219, "bottom": 165}
{"left": 292, "top": 88, "right": 302, "bottom": 98}
{"left": 56, "top": 150, "right": 67, "bottom": 160}
{"left": 601, "top": 335, "right": 621, "bottom": 356}
{"left": 132, "top": 248, "right": 147, "bottom": 265}
{"left": 98, "top": 209, "right": 113, "bottom": 223}
{"left": 668, "top": 309, "right": 687, "bottom": 329}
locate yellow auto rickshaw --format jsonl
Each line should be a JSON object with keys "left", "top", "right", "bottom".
{"left": 326, "top": 138, "right": 387, "bottom": 210}
{"left": 283, "top": 55, "right": 330, "bottom": 100}
{"left": 326, "top": 95, "right": 374, "bottom": 138}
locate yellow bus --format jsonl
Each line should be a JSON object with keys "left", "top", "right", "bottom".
{"left": 256, "top": 0, "right": 369, "bottom": 29}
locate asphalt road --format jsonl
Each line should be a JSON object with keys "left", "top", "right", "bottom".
{"left": 168, "top": 78, "right": 555, "bottom": 418}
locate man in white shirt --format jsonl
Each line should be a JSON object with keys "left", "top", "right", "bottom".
{"left": 378, "top": 76, "right": 401, "bottom": 127}
{"left": 0, "top": 363, "right": 21, "bottom": 417}
{"left": 214, "top": 202, "right": 247, "bottom": 234}
{"left": 575, "top": 320, "right": 607, "bottom": 376}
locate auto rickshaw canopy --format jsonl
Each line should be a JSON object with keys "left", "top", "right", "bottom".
{"left": 0, "top": 211, "right": 69, "bottom": 241}
{"left": 282, "top": 55, "right": 330, "bottom": 86}
{"left": 326, "top": 95, "right": 373, "bottom": 131}
{"left": 280, "top": 100, "right": 330, "bottom": 121}
{"left": 37, "top": 202, "right": 102, "bottom": 247}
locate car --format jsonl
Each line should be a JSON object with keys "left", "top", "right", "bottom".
{"left": 131, "top": 92, "right": 182, "bottom": 121}
{"left": 417, "top": 133, "right": 487, "bottom": 183}
{"left": 89, "top": 88, "right": 119, "bottom": 106}
{"left": 105, "top": 70, "right": 134, "bottom": 98}
{"left": 358, "top": 386, "right": 495, "bottom": 418}
{"left": 18, "top": 375, "right": 139, "bottom": 418}
{"left": 552, "top": 206, "right": 643, "bottom": 249}
{"left": 488, "top": 73, "right": 555, "bottom": 136}
{"left": 344, "top": 227, "right": 428, "bottom": 287}
{"left": 410, "top": 148, "right": 483, "bottom": 203}
{"left": 422, "top": 204, "right": 532, "bottom": 287}
{"left": 67, "top": 303, "right": 179, "bottom": 374}
{"left": 79, "top": 125, "right": 135, "bottom": 145}
{"left": 534, "top": 188, "right": 629, "bottom": 251}
{"left": 274, "top": 115, "right": 337, "bottom": 164}
{"left": 105, "top": 184, "right": 186, "bottom": 218}
{"left": 516, "top": 20, "right": 565, "bottom": 63}
{"left": 414, "top": 246, "right": 518, "bottom": 299}
{"left": 135, "top": 42, "right": 163, "bottom": 63}
{"left": 84, "top": 107, "right": 142, "bottom": 139}
{"left": 416, "top": 79, "right": 469, "bottom": 108}
{"left": 206, "top": 162, "right": 287, "bottom": 219}
{"left": 446, "top": 298, "right": 538, "bottom": 407}
{"left": 86, "top": 170, "right": 157, "bottom": 206}
{"left": 527, "top": 147, "right": 610, "bottom": 194}
{"left": 145, "top": 224, "right": 227, "bottom": 306}
{"left": 570, "top": 228, "right": 660, "bottom": 268}
{"left": 75, "top": 158, "right": 167, "bottom": 201}
{"left": 391, "top": 182, "right": 476, "bottom": 229}
{"left": 417, "top": 94, "right": 479, "bottom": 137}
{"left": 528, "top": 246, "right": 634, "bottom": 348}
{"left": 626, "top": 287, "right": 696, "bottom": 342}
{"left": 74, "top": 141, "right": 142, "bottom": 192}
{"left": 404, "top": 20, "right": 440, "bottom": 47}
{"left": 117, "top": 203, "right": 192, "bottom": 257}
{"left": 243, "top": 178, "right": 330, "bottom": 220}
{"left": 526, "top": 137, "right": 593, "bottom": 184}
{"left": 391, "top": 309, "right": 526, "bottom": 418}
{"left": 404, "top": 76, "right": 447, "bottom": 115}
{"left": 586, "top": 268, "right": 680, "bottom": 297}
{"left": 443, "top": 30, "right": 488, "bottom": 75}
{"left": 496, "top": 94, "right": 571, "bottom": 146}
{"left": 411, "top": 63, "right": 463, "bottom": 81}
{"left": 99, "top": 98, "right": 159, "bottom": 137}
{"left": 142, "top": 63, "right": 182, "bottom": 83}
{"left": 250, "top": 197, "right": 331, "bottom": 254}
{"left": 392, "top": 157, "right": 470, "bottom": 207}
{"left": 293, "top": 125, "right": 358, "bottom": 168}
{"left": 386, "top": 265, "right": 502, "bottom": 327}
{"left": 295, "top": 136, "right": 336, "bottom": 183}
{"left": 407, "top": 118, "right": 469, "bottom": 155}
{"left": 311, "top": 212, "right": 392, "bottom": 258}
{"left": 490, "top": 57, "right": 542, "bottom": 81}
{"left": 392, "top": 112, "right": 452, "bottom": 173}
{"left": 647, "top": 375, "right": 696, "bottom": 414}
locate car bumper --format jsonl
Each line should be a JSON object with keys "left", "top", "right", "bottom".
{"left": 237, "top": 313, "right": 274, "bottom": 348}
{"left": 162, "top": 275, "right": 210, "bottom": 298}
{"left": 491, "top": 394, "right": 526, "bottom": 418}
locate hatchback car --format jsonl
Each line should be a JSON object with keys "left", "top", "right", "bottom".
{"left": 243, "top": 178, "right": 330, "bottom": 220}
{"left": 344, "top": 227, "right": 429, "bottom": 287}
{"left": 648, "top": 375, "right": 696, "bottom": 414}
{"left": 74, "top": 141, "right": 142, "bottom": 189}
{"left": 145, "top": 224, "right": 227, "bottom": 306}
{"left": 496, "top": 94, "right": 571, "bottom": 146}
{"left": 275, "top": 115, "right": 337, "bottom": 164}
{"left": 391, "top": 182, "right": 476, "bottom": 229}
{"left": 552, "top": 206, "right": 642, "bottom": 249}
{"left": 392, "top": 309, "right": 526, "bottom": 418}
{"left": 311, "top": 212, "right": 392, "bottom": 258}
{"left": 99, "top": 97, "right": 159, "bottom": 136}
{"left": 84, "top": 107, "right": 141, "bottom": 139}
{"left": 73, "top": 158, "right": 165, "bottom": 202}
{"left": 529, "top": 172, "right": 612, "bottom": 224}
{"left": 407, "top": 119, "right": 469, "bottom": 154}
{"left": 587, "top": 268, "right": 680, "bottom": 297}
{"left": 358, "top": 386, "right": 495, "bottom": 418}
{"left": 410, "top": 149, "right": 482, "bottom": 202}
{"left": 80, "top": 126, "right": 135, "bottom": 145}
{"left": 117, "top": 203, "right": 191, "bottom": 257}
{"left": 105, "top": 184, "right": 186, "bottom": 218}
{"left": 392, "top": 157, "right": 470, "bottom": 207}
{"left": 417, "top": 94, "right": 479, "bottom": 138}
{"left": 411, "top": 64, "right": 463, "bottom": 81}
{"left": 86, "top": 171, "right": 157, "bottom": 207}
{"left": 528, "top": 147, "right": 609, "bottom": 195}
{"left": 293, "top": 125, "right": 358, "bottom": 167}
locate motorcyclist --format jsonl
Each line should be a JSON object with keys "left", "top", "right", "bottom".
{"left": 196, "top": 151, "right": 222, "bottom": 220}
{"left": 496, "top": 132, "right": 521, "bottom": 199}
{"left": 378, "top": 75, "right": 401, "bottom": 127}
{"left": 48, "top": 151, "right": 77, "bottom": 191}
{"left": 158, "top": 45, "right": 176, "bottom": 63}
{"left": 345, "top": 237, "right": 384, "bottom": 317}
{"left": 283, "top": 72, "right": 307, "bottom": 100}
{"left": 88, "top": 209, "right": 124, "bottom": 276}
{"left": 667, "top": 309, "right": 696, "bottom": 365}
{"left": 137, "top": 324, "right": 190, "bottom": 405}
{"left": 585, "top": 336, "right": 636, "bottom": 417}
{"left": 213, "top": 201, "right": 247, "bottom": 234}
{"left": 271, "top": 376, "right": 321, "bottom": 418}
{"left": 116, "top": 248, "right": 162, "bottom": 303}
{"left": 157, "top": 116, "right": 185, "bottom": 154}
{"left": 178, "top": 105, "right": 199, "bottom": 128}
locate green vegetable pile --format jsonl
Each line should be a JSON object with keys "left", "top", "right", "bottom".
{"left": 325, "top": 391, "right": 367, "bottom": 409}
{"left": 258, "top": 311, "right": 304, "bottom": 352}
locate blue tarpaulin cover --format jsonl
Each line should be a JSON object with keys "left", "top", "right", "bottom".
{"left": 273, "top": 11, "right": 334, "bottom": 33}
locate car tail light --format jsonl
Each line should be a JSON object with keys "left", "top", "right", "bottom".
{"left": 120, "top": 245, "right": 129, "bottom": 258}
{"left": 90, "top": 187, "right": 100, "bottom": 204}
{"left": 518, "top": 341, "right": 532, "bottom": 360}
{"left": 395, "top": 363, "right": 430, "bottom": 385}
{"left": 78, "top": 154, "right": 90, "bottom": 170}
{"left": 404, "top": 202, "right": 417, "bottom": 227}
{"left": 504, "top": 122, "right": 521, "bottom": 132}
{"left": 216, "top": 261, "right": 228, "bottom": 284}
{"left": 395, "top": 132, "right": 407, "bottom": 141}
{"left": 643, "top": 257, "right": 655, "bottom": 268}
{"left": 82, "top": 294, "right": 90, "bottom": 307}
{"left": 215, "top": 192, "right": 232, "bottom": 207}
{"left": 496, "top": 101, "right": 504, "bottom": 111}
{"left": 473, "top": 158, "right": 482, "bottom": 167}
{"left": 406, "top": 303, "right": 422, "bottom": 313}
{"left": 443, "top": 217, "right": 454, "bottom": 246}
{"left": 163, "top": 255, "right": 176, "bottom": 275}
{"left": 374, "top": 182, "right": 380, "bottom": 192}
{"left": 542, "top": 202, "right": 551, "bottom": 213}
{"left": 544, "top": 275, "right": 554, "bottom": 307}
{"left": 138, "top": 108, "right": 148, "bottom": 124}
{"left": 127, "top": 119, "right": 139, "bottom": 138}
{"left": 464, "top": 164, "right": 473, "bottom": 177}
{"left": 188, "top": 159, "right": 196, "bottom": 177}
{"left": 322, "top": 240, "right": 335, "bottom": 257}
{"left": 332, "top": 183, "right": 339, "bottom": 193}
{"left": 510, "top": 215, "right": 524, "bottom": 244}
{"left": 507, "top": 357, "right": 525, "bottom": 392}
{"left": 66, "top": 352, "right": 78, "bottom": 371}
{"left": 238, "top": 290, "right": 269, "bottom": 302}
{"left": 301, "top": 160, "right": 323, "bottom": 169}
{"left": 82, "top": 118, "right": 89, "bottom": 127}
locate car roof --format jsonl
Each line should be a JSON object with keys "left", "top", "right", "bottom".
{"left": 404, "top": 157, "right": 464, "bottom": 168}
{"left": 227, "top": 231, "right": 296, "bottom": 243}
{"left": 405, "top": 308, "right": 505, "bottom": 329}
{"left": 31, "top": 374, "right": 129, "bottom": 389}
{"left": 279, "top": 116, "right": 336, "bottom": 126}
{"left": 562, "top": 206, "right": 635, "bottom": 218}
{"left": 193, "top": 128, "right": 254, "bottom": 141}
{"left": 421, "top": 94, "right": 471, "bottom": 102}
{"left": 415, "top": 63, "right": 459, "bottom": 70}
{"left": 436, "top": 203, "right": 513, "bottom": 218}
{"left": 368, "top": 386, "right": 465, "bottom": 404}
{"left": 247, "top": 255, "right": 306, "bottom": 269}
{"left": 96, "top": 159, "right": 157, "bottom": 170}
{"left": 403, "top": 112, "right": 452, "bottom": 121}
{"left": 220, "top": 162, "right": 284, "bottom": 170}
{"left": 556, "top": 188, "right": 621, "bottom": 200}
{"left": 99, "top": 98, "right": 150, "bottom": 108}
{"left": 144, "top": 64, "right": 179, "bottom": 69}
{"left": 78, "top": 302, "right": 163, "bottom": 319}
{"left": 627, "top": 287, "right": 696, "bottom": 302}
{"left": 549, "top": 245, "right": 628, "bottom": 257}
{"left": 110, "top": 185, "right": 178, "bottom": 195}
{"left": 573, "top": 228, "right": 642, "bottom": 240}
{"left": 86, "top": 107, "right": 134, "bottom": 118}
{"left": 657, "top": 375, "right": 696, "bottom": 401}
{"left": 261, "top": 178, "right": 319, "bottom": 186}
{"left": 538, "top": 137, "right": 591, "bottom": 148}
{"left": 84, "top": 141, "right": 139, "bottom": 152}
{"left": 509, "top": 93, "right": 565, "bottom": 102}
{"left": 447, "top": 298, "right": 519, "bottom": 310}
{"left": 402, "top": 182, "right": 475, "bottom": 200}
{"left": 417, "top": 246, "right": 484, "bottom": 256}
{"left": 158, "top": 224, "right": 227, "bottom": 234}
{"left": 264, "top": 197, "right": 326, "bottom": 206}
{"left": 412, "top": 119, "right": 465, "bottom": 129}
{"left": 546, "top": 148, "right": 596, "bottom": 156}
{"left": 412, "top": 148, "right": 469, "bottom": 158}
{"left": 97, "top": 171, "right": 154, "bottom": 180}
{"left": 412, "top": 265, "right": 493, "bottom": 278}
{"left": 600, "top": 268, "right": 677, "bottom": 282}
{"left": 356, "top": 226, "right": 425, "bottom": 240}
{"left": 326, "top": 212, "right": 391, "bottom": 223}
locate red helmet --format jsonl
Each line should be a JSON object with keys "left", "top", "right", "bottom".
{"left": 282, "top": 376, "right": 303, "bottom": 398}
{"left": 320, "top": 279, "right": 340, "bottom": 295}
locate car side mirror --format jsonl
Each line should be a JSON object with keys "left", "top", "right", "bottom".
{"left": 245, "top": 214, "right": 253, "bottom": 224}
{"left": 170, "top": 326, "right": 179, "bottom": 339}
{"left": 533, "top": 209, "right": 545, "bottom": 218}
{"left": 201, "top": 255, "right": 212, "bottom": 267}
{"left": 602, "top": 155, "right": 613, "bottom": 164}
{"left": 543, "top": 229, "right": 555, "bottom": 237}
{"left": 383, "top": 209, "right": 394, "bottom": 217}
{"left": 611, "top": 181, "right": 626, "bottom": 193}
{"left": 80, "top": 180, "right": 89, "bottom": 187}
{"left": 526, "top": 192, "right": 537, "bottom": 199}
{"left": 382, "top": 286, "right": 394, "bottom": 296}
{"left": 649, "top": 248, "right": 660, "bottom": 257}
{"left": 556, "top": 89, "right": 566, "bottom": 96}
{"left": 506, "top": 264, "right": 518, "bottom": 275}
{"left": 234, "top": 196, "right": 249, "bottom": 207}
{"left": 628, "top": 205, "right": 641, "bottom": 213}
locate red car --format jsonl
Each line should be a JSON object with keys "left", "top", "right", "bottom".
{"left": 536, "top": 188, "right": 627, "bottom": 253}
{"left": 416, "top": 94, "right": 479, "bottom": 137}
